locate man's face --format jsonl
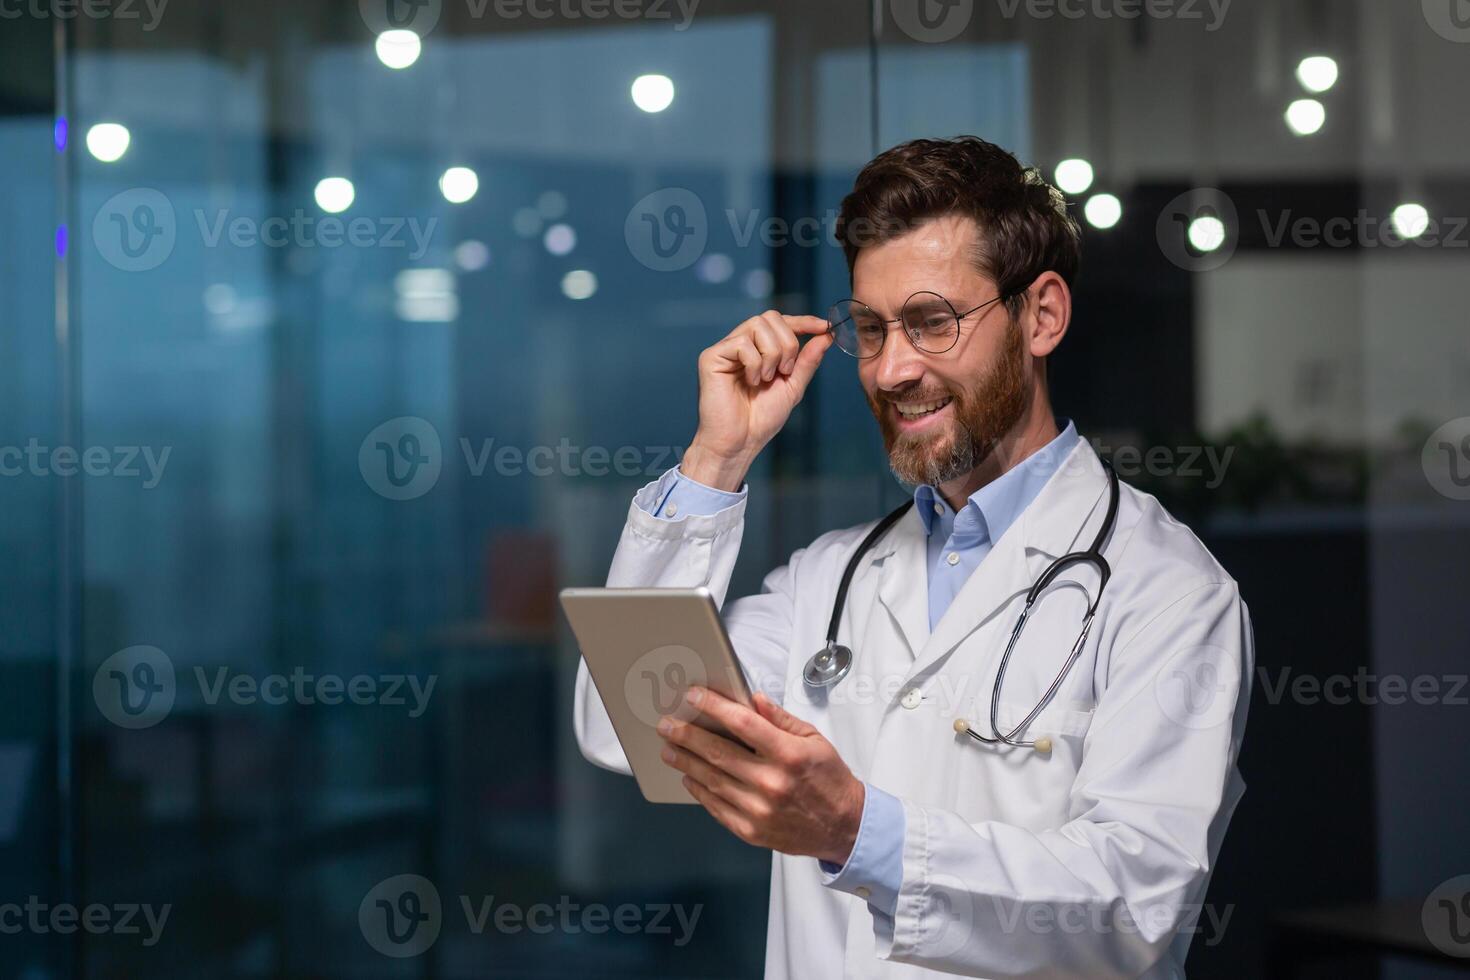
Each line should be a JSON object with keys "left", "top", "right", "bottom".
{"left": 852, "top": 214, "right": 1031, "bottom": 487}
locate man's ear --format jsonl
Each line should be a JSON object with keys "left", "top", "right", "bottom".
{"left": 1024, "top": 271, "right": 1071, "bottom": 358}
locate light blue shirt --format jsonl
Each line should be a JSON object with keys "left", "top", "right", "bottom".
{"left": 638, "top": 420, "right": 1079, "bottom": 919}
{"left": 915, "top": 419, "right": 1081, "bottom": 631}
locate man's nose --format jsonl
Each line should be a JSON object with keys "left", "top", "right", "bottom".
{"left": 872, "top": 327, "right": 926, "bottom": 390}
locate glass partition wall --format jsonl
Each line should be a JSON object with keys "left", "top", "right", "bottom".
{"left": 1, "top": 1, "right": 1464, "bottom": 976}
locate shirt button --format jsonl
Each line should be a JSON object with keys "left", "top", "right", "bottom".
{"left": 665, "top": 502, "right": 678, "bottom": 517}
{"left": 900, "top": 687, "right": 922, "bottom": 709}
{"left": 855, "top": 886, "right": 872, "bottom": 899}
{"left": 932, "top": 502, "right": 943, "bottom": 515}
{"left": 946, "top": 551, "right": 960, "bottom": 566}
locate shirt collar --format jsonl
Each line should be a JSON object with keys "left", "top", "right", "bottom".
{"left": 914, "top": 419, "right": 1081, "bottom": 542}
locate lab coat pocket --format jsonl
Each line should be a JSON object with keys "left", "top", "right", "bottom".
{"left": 951, "top": 699, "right": 1095, "bottom": 828}
{"left": 993, "top": 699, "right": 1097, "bottom": 740}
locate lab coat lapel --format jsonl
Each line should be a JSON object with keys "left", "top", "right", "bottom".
{"left": 905, "top": 440, "right": 1111, "bottom": 682}
{"left": 873, "top": 507, "right": 929, "bottom": 660}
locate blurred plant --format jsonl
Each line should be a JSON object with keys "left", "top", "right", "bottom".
{"left": 1118, "top": 411, "right": 1370, "bottom": 522}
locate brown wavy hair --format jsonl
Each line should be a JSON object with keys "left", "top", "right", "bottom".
{"left": 835, "top": 135, "right": 1082, "bottom": 320}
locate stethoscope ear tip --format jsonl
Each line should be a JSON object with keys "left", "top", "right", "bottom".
{"left": 1033, "top": 736, "right": 1053, "bottom": 754}
{"left": 952, "top": 717, "right": 972, "bottom": 735}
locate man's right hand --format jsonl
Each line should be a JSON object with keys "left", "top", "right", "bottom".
{"left": 680, "top": 311, "right": 834, "bottom": 492}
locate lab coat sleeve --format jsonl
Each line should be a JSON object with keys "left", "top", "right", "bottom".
{"left": 572, "top": 469, "right": 799, "bottom": 775}
{"left": 875, "top": 580, "right": 1254, "bottom": 979}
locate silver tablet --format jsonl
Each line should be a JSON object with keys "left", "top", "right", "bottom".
{"left": 560, "top": 586, "right": 754, "bottom": 805}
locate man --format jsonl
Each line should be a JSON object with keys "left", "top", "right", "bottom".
{"left": 574, "top": 135, "right": 1253, "bottom": 979}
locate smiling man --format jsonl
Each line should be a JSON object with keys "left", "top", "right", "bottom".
{"left": 574, "top": 135, "right": 1254, "bottom": 979}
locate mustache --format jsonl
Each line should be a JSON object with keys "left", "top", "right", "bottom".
{"left": 876, "top": 387, "right": 958, "bottom": 406}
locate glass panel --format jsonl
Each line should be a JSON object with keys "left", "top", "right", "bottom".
{"left": 0, "top": 16, "right": 65, "bottom": 980}
{"left": 64, "top": 2, "right": 874, "bottom": 977}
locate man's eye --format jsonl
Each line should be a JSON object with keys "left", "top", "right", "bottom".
{"left": 909, "top": 314, "right": 950, "bottom": 334}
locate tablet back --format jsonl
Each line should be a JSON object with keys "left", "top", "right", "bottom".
{"left": 560, "top": 587, "right": 755, "bottom": 804}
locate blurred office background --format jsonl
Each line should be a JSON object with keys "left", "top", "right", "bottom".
{"left": 1, "top": 0, "right": 1467, "bottom": 976}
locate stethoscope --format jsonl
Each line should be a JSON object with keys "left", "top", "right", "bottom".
{"left": 803, "top": 458, "right": 1120, "bottom": 754}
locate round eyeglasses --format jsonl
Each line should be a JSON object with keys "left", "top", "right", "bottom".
{"left": 827, "top": 290, "right": 1007, "bottom": 359}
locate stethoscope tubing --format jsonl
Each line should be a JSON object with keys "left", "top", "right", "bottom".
{"left": 823, "top": 497, "right": 914, "bottom": 644}
{"left": 809, "top": 457, "right": 1120, "bottom": 751}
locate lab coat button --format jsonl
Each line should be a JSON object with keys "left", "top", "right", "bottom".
{"left": 900, "top": 688, "right": 922, "bottom": 709}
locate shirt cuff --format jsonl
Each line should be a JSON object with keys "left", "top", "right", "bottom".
{"left": 817, "top": 783, "right": 905, "bottom": 918}
{"left": 639, "top": 464, "right": 747, "bottom": 520}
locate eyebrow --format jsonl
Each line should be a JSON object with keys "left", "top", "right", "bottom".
{"left": 906, "top": 295, "right": 962, "bottom": 309}
{"left": 851, "top": 294, "right": 971, "bottom": 314}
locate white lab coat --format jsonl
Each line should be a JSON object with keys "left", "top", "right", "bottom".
{"left": 573, "top": 438, "right": 1253, "bottom": 980}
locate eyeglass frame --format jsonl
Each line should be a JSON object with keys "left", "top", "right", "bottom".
{"left": 826, "top": 288, "right": 1014, "bottom": 359}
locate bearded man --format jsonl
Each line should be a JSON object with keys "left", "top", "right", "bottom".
{"left": 574, "top": 135, "right": 1254, "bottom": 980}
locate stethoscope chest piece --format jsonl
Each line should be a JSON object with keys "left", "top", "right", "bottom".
{"left": 804, "top": 642, "right": 853, "bottom": 688}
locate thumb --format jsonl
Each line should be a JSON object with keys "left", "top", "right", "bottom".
{"left": 786, "top": 330, "right": 833, "bottom": 394}
{"left": 753, "top": 692, "right": 817, "bottom": 737}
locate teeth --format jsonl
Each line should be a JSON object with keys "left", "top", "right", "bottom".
{"left": 896, "top": 396, "right": 953, "bottom": 419}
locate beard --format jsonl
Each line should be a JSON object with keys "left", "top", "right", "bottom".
{"left": 867, "top": 317, "right": 1030, "bottom": 488}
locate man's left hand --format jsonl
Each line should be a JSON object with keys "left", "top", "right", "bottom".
{"left": 657, "top": 687, "right": 865, "bottom": 866}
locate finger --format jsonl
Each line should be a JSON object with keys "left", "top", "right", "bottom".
{"left": 707, "top": 334, "right": 755, "bottom": 377}
{"left": 686, "top": 687, "right": 787, "bottom": 758}
{"left": 762, "top": 311, "right": 802, "bottom": 369}
{"left": 662, "top": 715, "right": 765, "bottom": 784}
{"left": 753, "top": 692, "right": 818, "bottom": 737}
{"left": 662, "top": 742, "right": 769, "bottom": 816}
{"left": 787, "top": 331, "right": 833, "bottom": 393}
{"left": 682, "top": 775, "right": 759, "bottom": 846}
{"left": 725, "top": 336, "right": 762, "bottom": 387}
{"left": 755, "top": 313, "right": 800, "bottom": 376}
{"left": 750, "top": 316, "right": 789, "bottom": 383}
{"left": 780, "top": 314, "right": 834, "bottom": 336}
